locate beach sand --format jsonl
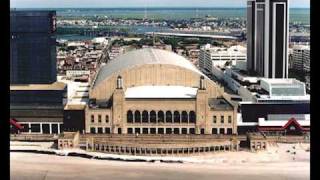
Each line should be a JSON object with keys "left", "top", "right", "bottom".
{"left": 10, "top": 142, "right": 310, "bottom": 180}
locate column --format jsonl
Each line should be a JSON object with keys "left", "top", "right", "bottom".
{"left": 91, "top": 138, "right": 94, "bottom": 151}
{"left": 29, "top": 123, "right": 32, "bottom": 133}
{"left": 40, "top": 123, "right": 43, "bottom": 134}
{"left": 49, "top": 123, "right": 52, "bottom": 134}
{"left": 57, "top": 123, "right": 61, "bottom": 134}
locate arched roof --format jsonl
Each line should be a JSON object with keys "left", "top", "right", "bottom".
{"left": 92, "top": 48, "right": 204, "bottom": 88}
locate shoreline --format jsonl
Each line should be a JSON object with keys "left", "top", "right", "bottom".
{"left": 10, "top": 141, "right": 310, "bottom": 165}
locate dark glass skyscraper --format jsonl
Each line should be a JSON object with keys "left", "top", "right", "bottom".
{"left": 247, "top": 0, "right": 289, "bottom": 78}
{"left": 10, "top": 11, "right": 57, "bottom": 84}
{"left": 10, "top": 11, "right": 66, "bottom": 135}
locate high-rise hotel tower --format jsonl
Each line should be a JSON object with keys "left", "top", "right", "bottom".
{"left": 247, "top": 0, "right": 289, "bottom": 78}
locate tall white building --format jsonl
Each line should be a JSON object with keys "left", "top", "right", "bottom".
{"left": 291, "top": 45, "right": 310, "bottom": 72}
{"left": 199, "top": 44, "right": 247, "bottom": 74}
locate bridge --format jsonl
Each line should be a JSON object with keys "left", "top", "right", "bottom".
{"left": 145, "top": 32, "right": 238, "bottom": 40}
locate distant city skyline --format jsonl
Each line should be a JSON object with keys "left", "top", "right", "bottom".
{"left": 11, "top": 0, "right": 310, "bottom": 8}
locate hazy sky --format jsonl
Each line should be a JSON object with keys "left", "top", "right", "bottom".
{"left": 11, "top": 0, "right": 310, "bottom": 8}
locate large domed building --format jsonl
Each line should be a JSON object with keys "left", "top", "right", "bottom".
{"left": 86, "top": 48, "right": 237, "bottom": 135}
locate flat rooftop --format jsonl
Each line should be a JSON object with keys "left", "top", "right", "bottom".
{"left": 260, "top": 78, "right": 304, "bottom": 86}
{"left": 10, "top": 82, "right": 67, "bottom": 91}
{"left": 260, "top": 78, "right": 306, "bottom": 97}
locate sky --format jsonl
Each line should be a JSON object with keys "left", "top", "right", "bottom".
{"left": 11, "top": 0, "right": 310, "bottom": 8}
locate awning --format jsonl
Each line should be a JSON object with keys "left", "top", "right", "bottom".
{"left": 10, "top": 118, "right": 23, "bottom": 130}
{"left": 258, "top": 118, "right": 309, "bottom": 131}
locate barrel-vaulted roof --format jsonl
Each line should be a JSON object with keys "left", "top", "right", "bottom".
{"left": 92, "top": 48, "right": 204, "bottom": 88}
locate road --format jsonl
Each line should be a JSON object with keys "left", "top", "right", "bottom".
{"left": 10, "top": 152, "right": 309, "bottom": 180}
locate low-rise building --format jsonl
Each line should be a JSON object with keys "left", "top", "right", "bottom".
{"left": 290, "top": 45, "right": 310, "bottom": 72}
{"left": 10, "top": 82, "right": 67, "bottom": 134}
{"left": 199, "top": 44, "right": 246, "bottom": 75}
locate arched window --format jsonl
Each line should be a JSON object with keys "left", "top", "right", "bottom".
{"left": 181, "top": 111, "right": 188, "bottom": 123}
{"left": 174, "top": 111, "right": 180, "bottom": 123}
{"left": 189, "top": 111, "right": 196, "bottom": 123}
{"left": 127, "top": 110, "right": 133, "bottom": 123}
{"left": 134, "top": 110, "right": 141, "bottom": 123}
{"left": 142, "top": 110, "right": 149, "bottom": 123}
{"left": 157, "top": 111, "right": 164, "bottom": 123}
{"left": 105, "top": 115, "right": 109, "bottom": 123}
{"left": 166, "top": 111, "right": 172, "bottom": 123}
{"left": 150, "top": 110, "right": 156, "bottom": 123}
{"left": 91, "top": 115, "right": 94, "bottom": 123}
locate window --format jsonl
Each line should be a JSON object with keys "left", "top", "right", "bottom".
{"left": 118, "top": 128, "right": 122, "bottom": 134}
{"left": 142, "top": 110, "right": 148, "bottom": 123}
{"left": 30, "top": 124, "right": 40, "bottom": 133}
{"left": 97, "top": 127, "right": 103, "bottom": 134}
{"left": 189, "top": 128, "right": 195, "bottom": 134}
{"left": 228, "top": 116, "right": 232, "bottom": 123}
{"left": 227, "top": 128, "right": 232, "bottom": 135}
{"left": 173, "top": 128, "right": 180, "bottom": 134}
{"left": 174, "top": 111, "right": 180, "bottom": 123}
{"left": 181, "top": 128, "right": 187, "bottom": 134}
{"left": 220, "top": 128, "right": 225, "bottom": 134}
{"left": 127, "top": 110, "right": 133, "bottom": 123}
{"left": 200, "top": 128, "right": 205, "bottom": 134}
{"left": 158, "top": 128, "right": 164, "bottom": 134}
{"left": 135, "top": 128, "right": 140, "bottom": 134}
{"left": 150, "top": 128, "right": 156, "bottom": 134}
{"left": 150, "top": 110, "right": 156, "bottom": 123}
{"left": 51, "top": 124, "right": 58, "bottom": 134}
{"left": 127, "top": 128, "right": 133, "bottom": 134}
{"left": 98, "top": 115, "right": 102, "bottom": 123}
{"left": 59, "top": 124, "right": 64, "bottom": 133}
{"left": 105, "top": 128, "right": 110, "bottom": 134}
{"left": 91, "top": 115, "right": 94, "bottom": 123}
{"left": 213, "top": 116, "right": 217, "bottom": 123}
{"left": 90, "top": 127, "right": 96, "bottom": 134}
{"left": 212, "top": 128, "right": 218, "bottom": 134}
{"left": 221, "top": 116, "right": 224, "bottom": 124}
{"left": 189, "top": 111, "right": 196, "bottom": 123}
{"left": 181, "top": 111, "right": 188, "bottom": 123}
{"left": 166, "top": 128, "right": 172, "bottom": 134}
{"left": 143, "top": 128, "right": 148, "bottom": 134}
{"left": 157, "top": 111, "right": 164, "bottom": 123}
{"left": 135, "top": 111, "right": 141, "bottom": 123}
{"left": 166, "top": 111, "right": 172, "bottom": 123}
{"left": 42, "top": 124, "right": 50, "bottom": 134}
{"left": 105, "top": 115, "right": 109, "bottom": 123}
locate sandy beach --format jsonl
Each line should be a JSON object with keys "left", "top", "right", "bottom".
{"left": 10, "top": 142, "right": 310, "bottom": 180}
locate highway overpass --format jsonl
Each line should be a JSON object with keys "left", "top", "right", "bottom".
{"left": 146, "top": 32, "right": 238, "bottom": 40}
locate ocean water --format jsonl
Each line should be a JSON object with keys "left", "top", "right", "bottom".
{"left": 17, "top": 8, "right": 310, "bottom": 24}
